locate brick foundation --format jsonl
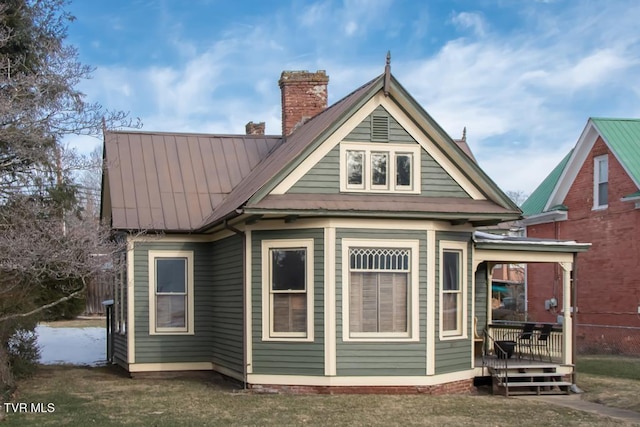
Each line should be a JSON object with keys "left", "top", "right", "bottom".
{"left": 248, "top": 379, "right": 475, "bottom": 395}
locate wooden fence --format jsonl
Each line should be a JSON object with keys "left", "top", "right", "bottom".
{"left": 84, "top": 272, "right": 113, "bottom": 315}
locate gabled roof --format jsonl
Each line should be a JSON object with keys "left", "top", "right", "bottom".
{"left": 196, "top": 72, "right": 520, "bottom": 230}
{"left": 197, "top": 74, "right": 383, "bottom": 229}
{"left": 101, "top": 131, "right": 281, "bottom": 231}
{"left": 523, "top": 118, "right": 640, "bottom": 218}
{"left": 591, "top": 118, "right": 640, "bottom": 185}
{"left": 521, "top": 150, "right": 573, "bottom": 216}
{"left": 102, "top": 68, "right": 523, "bottom": 232}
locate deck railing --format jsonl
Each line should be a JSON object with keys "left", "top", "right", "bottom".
{"left": 482, "top": 326, "right": 509, "bottom": 375}
{"left": 488, "top": 322, "right": 563, "bottom": 362}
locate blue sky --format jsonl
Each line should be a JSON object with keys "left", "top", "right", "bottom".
{"left": 65, "top": 0, "right": 640, "bottom": 195}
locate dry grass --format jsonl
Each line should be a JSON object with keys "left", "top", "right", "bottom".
{"left": 3, "top": 365, "right": 636, "bottom": 427}
{"left": 39, "top": 318, "right": 105, "bottom": 328}
{"left": 578, "top": 373, "right": 640, "bottom": 413}
{"left": 576, "top": 355, "right": 640, "bottom": 413}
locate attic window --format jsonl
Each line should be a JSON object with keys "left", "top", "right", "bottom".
{"left": 371, "top": 115, "right": 389, "bottom": 142}
{"left": 593, "top": 155, "right": 608, "bottom": 209}
{"left": 340, "top": 142, "right": 420, "bottom": 194}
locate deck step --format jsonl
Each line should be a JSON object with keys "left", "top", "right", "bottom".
{"left": 490, "top": 363, "right": 558, "bottom": 370}
{"left": 499, "top": 381, "right": 572, "bottom": 387}
{"left": 494, "top": 372, "right": 563, "bottom": 378}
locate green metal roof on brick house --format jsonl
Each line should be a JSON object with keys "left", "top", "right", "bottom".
{"left": 521, "top": 150, "right": 573, "bottom": 216}
{"left": 591, "top": 118, "right": 640, "bottom": 186}
{"left": 523, "top": 118, "right": 640, "bottom": 218}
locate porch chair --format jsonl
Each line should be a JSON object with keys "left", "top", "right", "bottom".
{"left": 517, "top": 323, "right": 554, "bottom": 362}
{"left": 532, "top": 323, "right": 554, "bottom": 362}
{"left": 515, "top": 323, "right": 536, "bottom": 360}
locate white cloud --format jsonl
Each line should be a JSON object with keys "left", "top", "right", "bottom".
{"left": 344, "top": 21, "right": 358, "bottom": 36}
{"left": 72, "top": 0, "right": 640, "bottom": 194}
{"left": 451, "top": 11, "right": 487, "bottom": 37}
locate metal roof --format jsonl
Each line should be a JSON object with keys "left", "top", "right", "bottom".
{"left": 103, "top": 69, "right": 522, "bottom": 232}
{"left": 521, "top": 149, "right": 573, "bottom": 216}
{"left": 103, "top": 131, "right": 281, "bottom": 230}
{"left": 474, "top": 231, "right": 590, "bottom": 253}
{"left": 591, "top": 118, "right": 640, "bottom": 185}
{"left": 523, "top": 118, "right": 640, "bottom": 218}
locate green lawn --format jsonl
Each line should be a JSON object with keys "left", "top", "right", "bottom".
{"left": 576, "top": 355, "right": 640, "bottom": 413}
{"left": 2, "top": 365, "right": 638, "bottom": 426}
{"left": 577, "top": 355, "right": 640, "bottom": 380}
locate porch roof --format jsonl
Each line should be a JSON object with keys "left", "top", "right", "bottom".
{"left": 473, "top": 231, "right": 591, "bottom": 253}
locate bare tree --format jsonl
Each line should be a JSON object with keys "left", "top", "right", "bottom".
{"left": 0, "top": 0, "right": 139, "bottom": 395}
{"left": 505, "top": 190, "right": 529, "bottom": 207}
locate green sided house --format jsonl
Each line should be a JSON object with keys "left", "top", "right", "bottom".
{"left": 101, "top": 61, "right": 589, "bottom": 393}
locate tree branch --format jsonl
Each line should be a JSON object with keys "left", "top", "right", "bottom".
{"left": 0, "top": 277, "right": 86, "bottom": 323}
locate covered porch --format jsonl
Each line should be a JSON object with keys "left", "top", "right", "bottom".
{"left": 471, "top": 232, "right": 590, "bottom": 393}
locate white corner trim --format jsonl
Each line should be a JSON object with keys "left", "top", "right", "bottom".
{"left": 126, "top": 236, "right": 135, "bottom": 364}
{"left": 324, "top": 227, "right": 337, "bottom": 376}
{"left": 245, "top": 230, "right": 253, "bottom": 374}
{"left": 426, "top": 230, "right": 436, "bottom": 375}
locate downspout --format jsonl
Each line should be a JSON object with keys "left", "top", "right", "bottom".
{"left": 224, "top": 219, "right": 247, "bottom": 390}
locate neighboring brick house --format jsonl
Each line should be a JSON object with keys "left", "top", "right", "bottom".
{"left": 522, "top": 118, "right": 640, "bottom": 332}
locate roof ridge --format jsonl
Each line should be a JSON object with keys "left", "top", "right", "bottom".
{"left": 106, "top": 129, "right": 283, "bottom": 139}
{"left": 590, "top": 117, "right": 640, "bottom": 122}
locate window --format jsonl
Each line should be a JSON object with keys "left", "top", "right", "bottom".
{"left": 340, "top": 143, "right": 420, "bottom": 193}
{"left": 262, "top": 239, "right": 314, "bottom": 341}
{"left": 371, "top": 152, "right": 389, "bottom": 189}
{"left": 347, "top": 150, "right": 365, "bottom": 188}
{"left": 439, "top": 241, "right": 467, "bottom": 338}
{"left": 148, "top": 251, "right": 194, "bottom": 335}
{"left": 342, "top": 239, "right": 420, "bottom": 341}
{"left": 594, "top": 155, "right": 608, "bottom": 209}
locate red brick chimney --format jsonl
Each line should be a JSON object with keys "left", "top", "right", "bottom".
{"left": 279, "top": 70, "right": 329, "bottom": 136}
{"left": 245, "top": 121, "right": 265, "bottom": 135}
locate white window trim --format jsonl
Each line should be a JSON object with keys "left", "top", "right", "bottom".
{"left": 439, "top": 241, "right": 468, "bottom": 340}
{"left": 340, "top": 142, "right": 421, "bottom": 194}
{"left": 593, "top": 154, "right": 608, "bottom": 210}
{"left": 341, "top": 238, "right": 420, "bottom": 342}
{"left": 261, "top": 239, "right": 315, "bottom": 342}
{"left": 148, "top": 250, "right": 195, "bottom": 335}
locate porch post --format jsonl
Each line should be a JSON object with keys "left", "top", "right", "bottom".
{"left": 486, "top": 262, "right": 494, "bottom": 325}
{"left": 561, "top": 262, "right": 572, "bottom": 365}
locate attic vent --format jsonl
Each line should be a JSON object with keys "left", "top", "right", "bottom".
{"left": 371, "top": 115, "right": 389, "bottom": 142}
